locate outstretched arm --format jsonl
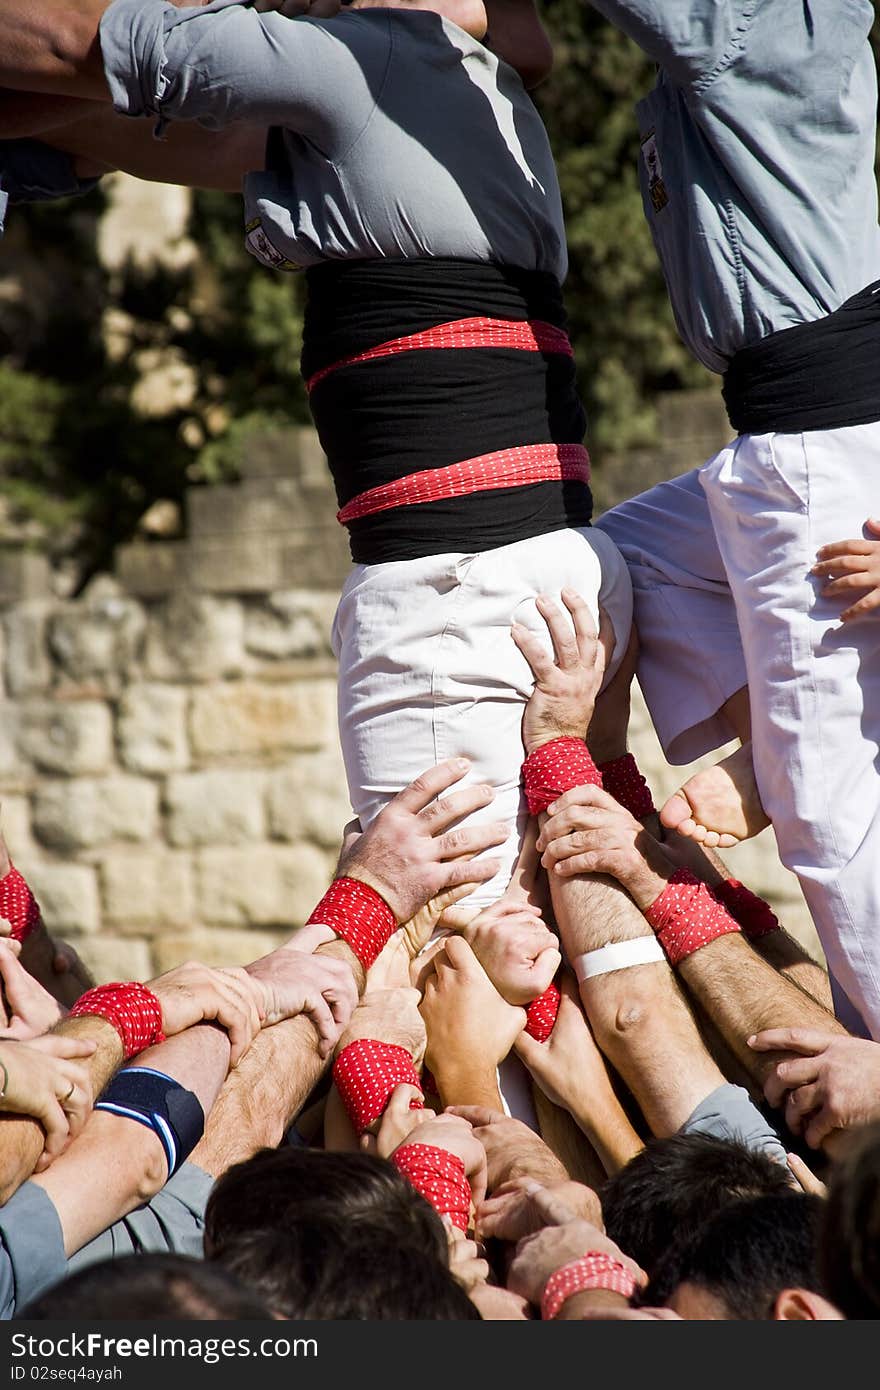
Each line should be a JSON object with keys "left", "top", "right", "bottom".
{"left": 40, "top": 109, "right": 267, "bottom": 191}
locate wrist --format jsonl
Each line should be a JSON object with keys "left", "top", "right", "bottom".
{"left": 431, "top": 1060, "right": 500, "bottom": 1109}
{"left": 555, "top": 1288, "right": 631, "bottom": 1319}
{"left": 541, "top": 1253, "right": 637, "bottom": 1319}
{"left": 287, "top": 923, "right": 336, "bottom": 953}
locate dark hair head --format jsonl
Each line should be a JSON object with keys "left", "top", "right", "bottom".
{"left": 214, "top": 1219, "right": 479, "bottom": 1320}
{"left": 204, "top": 1147, "right": 448, "bottom": 1262}
{"left": 641, "top": 1192, "right": 824, "bottom": 1319}
{"left": 602, "top": 1132, "right": 793, "bottom": 1276}
{"left": 820, "top": 1121, "right": 880, "bottom": 1319}
{"left": 204, "top": 1147, "right": 475, "bottom": 1319}
{"left": 18, "top": 1254, "right": 271, "bottom": 1320}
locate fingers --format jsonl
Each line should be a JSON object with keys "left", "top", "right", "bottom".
{"left": 787, "top": 1152, "right": 828, "bottom": 1195}
{"left": 535, "top": 594, "right": 580, "bottom": 670}
{"left": 747, "top": 1028, "right": 831, "bottom": 1056}
{"left": 762, "top": 1055, "right": 821, "bottom": 1109}
{"left": 28, "top": 1034, "right": 97, "bottom": 1061}
{"left": 394, "top": 760, "right": 472, "bottom": 816}
{"left": 784, "top": 1082, "right": 820, "bottom": 1135}
{"left": 446, "top": 1103, "right": 507, "bottom": 1127}
{"left": 205, "top": 968, "right": 265, "bottom": 1066}
{"left": 813, "top": 542, "right": 877, "bottom": 564}
{"left": 511, "top": 621, "right": 556, "bottom": 682}
{"left": 436, "top": 821, "right": 509, "bottom": 861}
{"left": 519, "top": 1180, "right": 579, "bottom": 1227}
{"left": 443, "top": 856, "right": 502, "bottom": 889}
{"left": 420, "top": 783, "right": 496, "bottom": 834}
{"left": 803, "top": 1109, "right": 838, "bottom": 1152}
{"left": 542, "top": 783, "right": 618, "bottom": 820}
{"left": 301, "top": 991, "right": 338, "bottom": 1059}
{"left": 841, "top": 590, "right": 880, "bottom": 622}
{"left": 818, "top": 574, "right": 874, "bottom": 598}
{"left": 537, "top": 800, "right": 625, "bottom": 849}
{"left": 33, "top": 1091, "right": 71, "bottom": 1169}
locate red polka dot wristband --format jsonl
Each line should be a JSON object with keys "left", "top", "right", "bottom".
{"left": 522, "top": 738, "right": 601, "bottom": 817}
{"left": 713, "top": 879, "right": 780, "bottom": 941}
{"left": 68, "top": 982, "right": 165, "bottom": 1060}
{"left": 541, "top": 1254, "right": 637, "bottom": 1319}
{"left": 333, "top": 1039, "right": 424, "bottom": 1134}
{"left": 391, "top": 1142, "right": 471, "bottom": 1232}
{"left": 305, "top": 877, "right": 397, "bottom": 971}
{"left": 597, "top": 754, "right": 656, "bottom": 820}
{"left": 524, "top": 979, "right": 561, "bottom": 1043}
{"left": 644, "top": 868, "right": 741, "bottom": 967}
{"left": 0, "top": 866, "right": 41, "bottom": 943}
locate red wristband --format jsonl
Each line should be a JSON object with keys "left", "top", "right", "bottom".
{"left": 522, "top": 738, "right": 601, "bottom": 816}
{"left": 333, "top": 1039, "right": 424, "bottom": 1134}
{"left": 644, "top": 868, "right": 741, "bottom": 966}
{"left": 541, "top": 1254, "right": 637, "bottom": 1319}
{"left": 0, "top": 867, "right": 41, "bottom": 944}
{"left": 68, "top": 982, "right": 165, "bottom": 1060}
{"left": 306, "top": 876, "right": 396, "bottom": 971}
{"left": 598, "top": 754, "right": 656, "bottom": 820}
{"left": 525, "top": 979, "right": 561, "bottom": 1042}
{"left": 391, "top": 1142, "right": 471, "bottom": 1231}
{"left": 713, "top": 879, "right": 780, "bottom": 941}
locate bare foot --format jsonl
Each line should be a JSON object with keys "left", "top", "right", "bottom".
{"left": 659, "top": 742, "right": 769, "bottom": 849}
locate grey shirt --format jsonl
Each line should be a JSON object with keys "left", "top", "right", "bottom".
{"left": 591, "top": 0, "right": 880, "bottom": 371}
{"left": 0, "top": 1163, "right": 213, "bottom": 1318}
{"left": 0, "top": 1182, "right": 67, "bottom": 1319}
{"left": 0, "top": 140, "right": 101, "bottom": 236}
{"left": 99, "top": 0, "right": 568, "bottom": 281}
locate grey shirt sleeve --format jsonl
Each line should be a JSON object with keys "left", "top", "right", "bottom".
{"left": 588, "top": 0, "right": 756, "bottom": 90}
{"left": 67, "top": 1161, "right": 214, "bottom": 1272}
{"left": 0, "top": 1183, "right": 68, "bottom": 1319}
{"left": 0, "top": 139, "right": 101, "bottom": 236}
{"left": 99, "top": 0, "right": 389, "bottom": 153}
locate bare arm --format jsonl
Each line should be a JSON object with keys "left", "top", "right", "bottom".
{"left": 30, "top": 1023, "right": 230, "bottom": 1255}
{"left": 0, "top": 88, "right": 102, "bottom": 138}
{"left": 41, "top": 108, "right": 267, "bottom": 191}
{"left": 0, "top": 0, "right": 120, "bottom": 97}
{"left": 0, "top": 1015, "right": 122, "bottom": 1205}
{"left": 190, "top": 939, "right": 365, "bottom": 1177}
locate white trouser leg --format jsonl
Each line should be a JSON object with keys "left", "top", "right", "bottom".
{"left": 333, "top": 526, "right": 633, "bottom": 911}
{"left": 596, "top": 469, "right": 747, "bottom": 763}
{"left": 700, "top": 424, "right": 880, "bottom": 1037}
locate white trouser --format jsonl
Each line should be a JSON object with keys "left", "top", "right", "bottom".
{"left": 332, "top": 526, "right": 633, "bottom": 911}
{"left": 701, "top": 426, "right": 880, "bottom": 1038}
{"left": 596, "top": 469, "right": 747, "bottom": 765}
{"left": 601, "top": 428, "right": 880, "bottom": 1038}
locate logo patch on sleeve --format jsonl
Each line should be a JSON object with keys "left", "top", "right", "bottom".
{"left": 244, "top": 217, "right": 298, "bottom": 272}
{"left": 641, "top": 130, "right": 669, "bottom": 213}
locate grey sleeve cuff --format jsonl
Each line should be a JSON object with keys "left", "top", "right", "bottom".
{"left": 98, "top": 0, "right": 252, "bottom": 120}
{"left": 0, "top": 1182, "right": 68, "bottom": 1318}
{"left": 0, "top": 140, "right": 101, "bottom": 211}
{"left": 681, "top": 1082, "right": 788, "bottom": 1164}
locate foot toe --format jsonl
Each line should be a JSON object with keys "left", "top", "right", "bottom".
{"left": 660, "top": 790, "right": 693, "bottom": 832}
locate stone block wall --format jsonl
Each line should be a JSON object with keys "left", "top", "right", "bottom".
{"left": 0, "top": 398, "right": 821, "bottom": 983}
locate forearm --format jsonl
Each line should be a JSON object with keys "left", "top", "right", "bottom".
{"left": 42, "top": 109, "right": 266, "bottom": 190}
{"left": 433, "top": 1064, "right": 503, "bottom": 1111}
{"left": 566, "top": 1087, "right": 642, "bottom": 1176}
{"left": 33, "top": 1023, "right": 228, "bottom": 1254}
{"left": 0, "top": 89, "right": 103, "bottom": 138}
{"left": 751, "top": 930, "right": 834, "bottom": 1013}
{"left": 0, "top": 1016, "right": 121, "bottom": 1205}
{"left": 676, "top": 936, "right": 848, "bottom": 1085}
{"left": 0, "top": 0, "right": 112, "bottom": 98}
{"left": 192, "top": 941, "right": 363, "bottom": 1176}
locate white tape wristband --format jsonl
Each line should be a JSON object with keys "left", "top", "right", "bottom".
{"left": 574, "top": 936, "right": 666, "bottom": 981}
